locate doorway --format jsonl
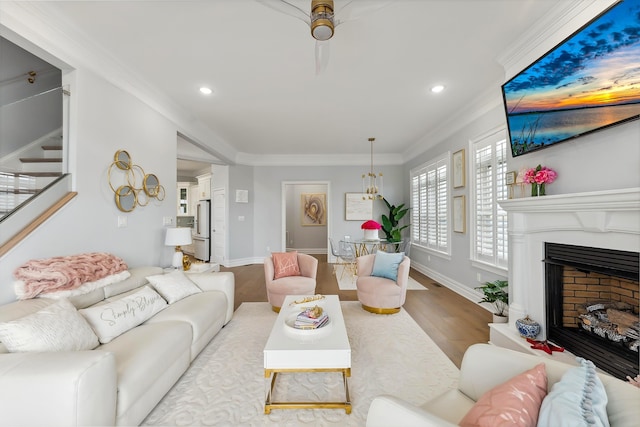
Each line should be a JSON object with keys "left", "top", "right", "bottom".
{"left": 282, "top": 181, "right": 330, "bottom": 255}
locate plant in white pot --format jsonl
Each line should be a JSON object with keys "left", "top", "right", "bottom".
{"left": 475, "top": 279, "right": 509, "bottom": 323}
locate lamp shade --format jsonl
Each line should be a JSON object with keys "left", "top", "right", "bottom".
{"left": 165, "top": 227, "right": 192, "bottom": 246}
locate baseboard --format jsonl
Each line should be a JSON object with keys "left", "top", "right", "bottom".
{"left": 285, "top": 248, "right": 327, "bottom": 254}
{"left": 224, "top": 257, "right": 264, "bottom": 267}
{"left": 410, "top": 260, "right": 489, "bottom": 310}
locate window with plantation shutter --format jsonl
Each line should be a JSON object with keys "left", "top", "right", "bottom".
{"left": 410, "top": 153, "right": 449, "bottom": 255}
{"left": 471, "top": 128, "right": 508, "bottom": 270}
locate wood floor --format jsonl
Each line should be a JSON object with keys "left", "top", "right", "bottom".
{"left": 220, "top": 254, "right": 492, "bottom": 368}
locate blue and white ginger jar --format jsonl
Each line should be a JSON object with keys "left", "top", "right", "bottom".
{"left": 516, "top": 315, "right": 541, "bottom": 339}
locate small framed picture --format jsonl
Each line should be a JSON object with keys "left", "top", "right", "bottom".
{"left": 345, "top": 193, "right": 373, "bottom": 220}
{"left": 453, "top": 149, "right": 465, "bottom": 189}
{"left": 505, "top": 171, "right": 516, "bottom": 185}
{"left": 453, "top": 195, "right": 466, "bottom": 233}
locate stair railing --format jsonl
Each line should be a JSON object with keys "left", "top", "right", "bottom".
{"left": 0, "top": 173, "right": 76, "bottom": 257}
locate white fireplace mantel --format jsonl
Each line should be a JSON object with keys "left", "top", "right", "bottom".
{"left": 492, "top": 187, "right": 640, "bottom": 358}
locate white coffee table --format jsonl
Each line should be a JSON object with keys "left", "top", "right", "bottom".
{"left": 263, "top": 294, "right": 352, "bottom": 414}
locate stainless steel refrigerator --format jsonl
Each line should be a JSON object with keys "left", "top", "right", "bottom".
{"left": 192, "top": 199, "right": 211, "bottom": 262}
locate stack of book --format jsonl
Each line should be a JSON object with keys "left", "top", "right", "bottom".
{"left": 294, "top": 305, "right": 329, "bottom": 330}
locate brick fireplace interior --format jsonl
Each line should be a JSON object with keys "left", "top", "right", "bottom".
{"left": 545, "top": 242, "right": 639, "bottom": 380}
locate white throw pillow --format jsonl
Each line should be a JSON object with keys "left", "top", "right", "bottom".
{"left": 0, "top": 298, "right": 99, "bottom": 352}
{"left": 80, "top": 286, "right": 167, "bottom": 343}
{"left": 146, "top": 270, "right": 202, "bottom": 304}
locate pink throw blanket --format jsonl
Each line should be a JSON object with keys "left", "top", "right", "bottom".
{"left": 14, "top": 253, "right": 128, "bottom": 299}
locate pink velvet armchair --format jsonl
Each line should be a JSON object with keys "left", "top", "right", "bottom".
{"left": 356, "top": 253, "right": 411, "bottom": 314}
{"left": 264, "top": 252, "right": 318, "bottom": 312}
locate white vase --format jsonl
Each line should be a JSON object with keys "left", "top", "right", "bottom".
{"left": 363, "top": 229, "right": 379, "bottom": 240}
{"left": 492, "top": 314, "right": 508, "bottom": 323}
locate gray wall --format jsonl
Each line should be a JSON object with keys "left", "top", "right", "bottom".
{"left": 285, "top": 183, "right": 328, "bottom": 252}
{"left": 1, "top": 0, "right": 637, "bottom": 308}
{"left": 0, "top": 68, "right": 179, "bottom": 305}
{"left": 0, "top": 37, "right": 62, "bottom": 157}
{"left": 250, "top": 164, "right": 404, "bottom": 262}
{"left": 403, "top": 92, "right": 640, "bottom": 303}
{"left": 228, "top": 164, "right": 254, "bottom": 263}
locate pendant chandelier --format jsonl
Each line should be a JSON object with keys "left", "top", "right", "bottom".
{"left": 362, "top": 137, "right": 383, "bottom": 200}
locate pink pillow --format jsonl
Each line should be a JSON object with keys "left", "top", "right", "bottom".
{"left": 272, "top": 252, "right": 301, "bottom": 279}
{"left": 459, "top": 363, "right": 548, "bottom": 427}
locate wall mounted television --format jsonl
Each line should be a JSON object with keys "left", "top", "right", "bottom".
{"left": 502, "top": 0, "right": 640, "bottom": 157}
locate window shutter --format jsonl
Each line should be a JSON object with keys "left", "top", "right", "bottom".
{"left": 472, "top": 131, "right": 508, "bottom": 268}
{"left": 410, "top": 154, "right": 449, "bottom": 255}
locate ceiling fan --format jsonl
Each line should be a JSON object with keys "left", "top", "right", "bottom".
{"left": 256, "top": 0, "right": 391, "bottom": 73}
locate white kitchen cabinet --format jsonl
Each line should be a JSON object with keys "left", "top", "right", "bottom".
{"left": 189, "top": 184, "right": 199, "bottom": 216}
{"left": 177, "top": 182, "right": 191, "bottom": 215}
{"left": 197, "top": 173, "right": 212, "bottom": 200}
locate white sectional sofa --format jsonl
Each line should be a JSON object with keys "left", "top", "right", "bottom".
{"left": 0, "top": 266, "right": 235, "bottom": 426}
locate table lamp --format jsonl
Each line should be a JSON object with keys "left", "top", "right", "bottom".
{"left": 165, "top": 227, "right": 192, "bottom": 270}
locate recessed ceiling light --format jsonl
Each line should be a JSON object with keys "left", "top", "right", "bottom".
{"left": 199, "top": 87, "right": 212, "bottom": 95}
{"left": 431, "top": 85, "right": 445, "bottom": 93}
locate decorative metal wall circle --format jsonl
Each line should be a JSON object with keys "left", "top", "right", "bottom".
{"left": 108, "top": 150, "right": 165, "bottom": 212}
{"left": 114, "top": 150, "right": 132, "bottom": 170}
{"left": 115, "top": 185, "right": 137, "bottom": 212}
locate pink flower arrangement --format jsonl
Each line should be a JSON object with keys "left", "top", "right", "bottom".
{"left": 361, "top": 220, "right": 381, "bottom": 230}
{"left": 524, "top": 165, "right": 557, "bottom": 196}
{"left": 524, "top": 165, "right": 557, "bottom": 185}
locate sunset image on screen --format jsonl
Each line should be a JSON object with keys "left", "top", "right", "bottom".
{"left": 502, "top": 0, "right": 640, "bottom": 156}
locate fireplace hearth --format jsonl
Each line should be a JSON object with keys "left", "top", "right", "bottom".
{"left": 545, "top": 242, "right": 639, "bottom": 379}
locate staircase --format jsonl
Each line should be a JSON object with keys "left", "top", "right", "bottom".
{"left": 0, "top": 134, "right": 75, "bottom": 257}
{"left": 0, "top": 134, "right": 63, "bottom": 220}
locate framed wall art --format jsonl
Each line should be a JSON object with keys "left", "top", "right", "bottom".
{"left": 301, "top": 193, "right": 326, "bottom": 226}
{"left": 453, "top": 195, "right": 466, "bottom": 233}
{"left": 345, "top": 193, "right": 373, "bottom": 221}
{"left": 453, "top": 149, "right": 465, "bottom": 189}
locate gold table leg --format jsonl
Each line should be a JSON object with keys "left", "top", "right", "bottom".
{"left": 264, "top": 368, "right": 351, "bottom": 414}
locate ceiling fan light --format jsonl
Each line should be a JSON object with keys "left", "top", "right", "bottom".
{"left": 311, "top": 20, "right": 334, "bottom": 40}
{"left": 310, "top": 0, "right": 335, "bottom": 41}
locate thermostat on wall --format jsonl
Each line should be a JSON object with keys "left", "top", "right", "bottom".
{"left": 236, "top": 189, "right": 249, "bottom": 203}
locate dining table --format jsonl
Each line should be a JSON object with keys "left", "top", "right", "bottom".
{"left": 340, "top": 238, "right": 404, "bottom": 257}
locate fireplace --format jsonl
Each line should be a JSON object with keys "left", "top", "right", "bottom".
{"left": 544, "top": 242, "right": 639, "bottom": 379}
{"left": 494, "top": 188, "right": 640, "bottom": 379}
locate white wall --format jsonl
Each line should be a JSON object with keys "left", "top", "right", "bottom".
{"left": 507, "top": 119, "right": 640, "bottom": 194}
{"left": 0, "top": 68, "right": 179, "bottom": 305}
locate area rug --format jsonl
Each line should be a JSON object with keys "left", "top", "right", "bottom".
{"left": 142, "top": 301, "right": 458, "bottom": 426}
{"left": 334, "top": 265, "right": 428, "bottom": 291}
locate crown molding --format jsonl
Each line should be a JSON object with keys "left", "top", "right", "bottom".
{"left": 236, "top": 152, "right": 404, "bottom": 167}
{"left": 402, "top": 83, "right": 504, "bottom": 162}
{"left": 0, "top": 1, "right": 239, "bottom": 164}
{"left": 497, "top": 0, "right": 617, "bottom": 79}
{"left": 401, "top": 0, "right": 619, "bottom": 164}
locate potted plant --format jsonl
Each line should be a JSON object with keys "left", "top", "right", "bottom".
{"left": 475, "top": 279, "right": 509, "bottom": 323}
{"left": 381, "top": 198, "right": 409, "bottom": 242}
